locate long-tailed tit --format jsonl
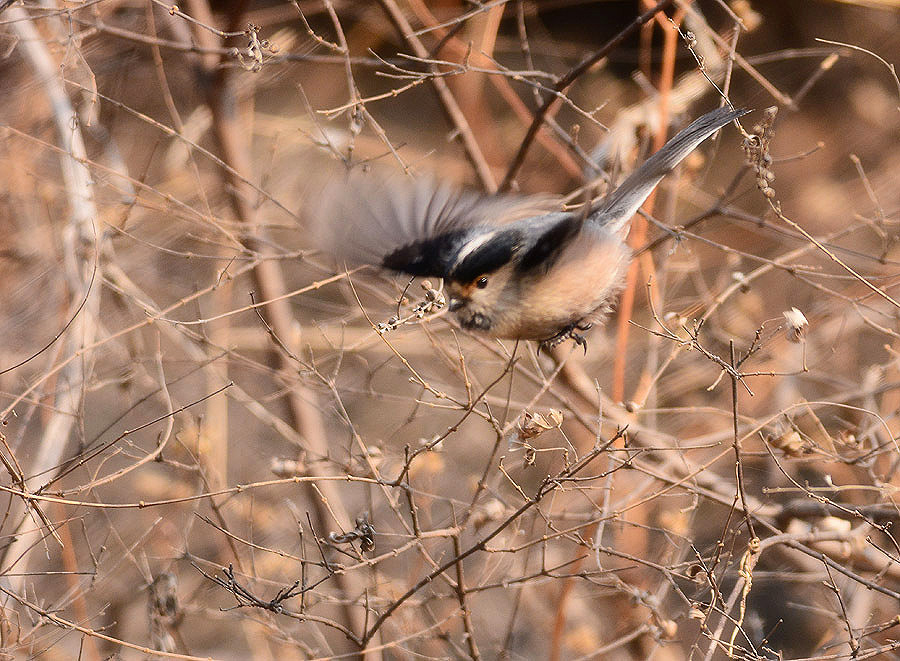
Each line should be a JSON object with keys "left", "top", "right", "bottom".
{"left": 313, "top": 106, "right": 748, "bottom": 350}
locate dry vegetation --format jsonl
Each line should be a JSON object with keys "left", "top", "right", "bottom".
{"left": 1, "top": 0, "right": 899, "bottom": 659}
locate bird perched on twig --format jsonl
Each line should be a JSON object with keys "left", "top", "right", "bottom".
{"left": 312, "top": 106, "right": 748, "bottom": 351}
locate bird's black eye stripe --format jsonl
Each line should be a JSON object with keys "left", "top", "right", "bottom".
{"left": 476, "top": 276, "right": 489, "bottom": 289}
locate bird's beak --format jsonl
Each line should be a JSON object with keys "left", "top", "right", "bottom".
{"left": 448, "top": 298, "right": 465, "bottom": 312}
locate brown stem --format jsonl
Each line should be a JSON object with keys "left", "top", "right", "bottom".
{"left": 499, "top": 0, "right": 675, "bottom": 192}
{"left": 375, "top": 0, "right": 497, "bottom": 192}
{"left": 181, "top": 0, "right": 371, "bottom": 654}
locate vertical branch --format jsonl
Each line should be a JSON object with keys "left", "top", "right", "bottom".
{"left": 1, "top": 5, "right": 101, "bottom": 593}
{"left": 498, "top": 0, "right": 675, "bottom": 192}
{"left": 407, "top": 0, "right": 584, "bottom": 180}
{"left": 179, "top": 0, "right": 373, "bottom": 654}
{"left": 548, "top": 545, "right": 586, "bottom": 661}
{"left": 452, "top": 534, "right": 481, "bottom": 661}
{"left": 611, "top": 5, "right": 683, "bottom": 404}
{"left": 729, "top": 341, "right": 756, "bottom": 541}
{"left": 374, "top": 0, "right": 497, "bottom": 192}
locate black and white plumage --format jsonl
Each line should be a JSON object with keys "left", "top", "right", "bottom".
{"left": 312, "top": 106, "right": 748, "bottom": 348}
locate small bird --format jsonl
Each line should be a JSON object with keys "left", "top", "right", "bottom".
{"left": 313, "top": 106, "right": 748, "bottom": 350}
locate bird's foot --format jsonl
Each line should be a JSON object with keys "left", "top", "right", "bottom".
{"left": 539, "top": 322, "right": 593, "bottom": 354}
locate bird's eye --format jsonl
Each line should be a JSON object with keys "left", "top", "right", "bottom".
{"left": 476, "top": 276, "right": 489, "bottom": 289}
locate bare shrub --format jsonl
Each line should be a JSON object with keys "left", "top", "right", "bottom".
{"left": 0, "top": 1, "right": 898, "bottom": 659}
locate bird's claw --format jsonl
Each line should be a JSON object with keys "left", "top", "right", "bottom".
{"left": 539, "top": 322, "right": 592, "bottom": 354}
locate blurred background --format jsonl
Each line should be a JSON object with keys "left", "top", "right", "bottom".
{"left": 0, "top": 0, "right": 899, "bottom": 658}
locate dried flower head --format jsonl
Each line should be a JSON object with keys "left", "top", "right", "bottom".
{"left": 517, "top": 409, "right": 563, "bottom": 441}
{"left": 742, "top": 106, "right": 778, "bottom": 200}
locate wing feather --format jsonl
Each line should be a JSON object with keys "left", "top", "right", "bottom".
{"left": 309, "top": 167, "right": 561, "bottom": 277}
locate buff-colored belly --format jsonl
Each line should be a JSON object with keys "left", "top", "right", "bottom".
{"left": 499, "top": 236, "right": 630, "bottom": 340}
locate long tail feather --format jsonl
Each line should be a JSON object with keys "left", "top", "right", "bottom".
{"left": 592, "top": 106, "right": 749, "bottom": 232}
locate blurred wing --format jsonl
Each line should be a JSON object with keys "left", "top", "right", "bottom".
{"left": 309, "top": 168, "right": 561, "bottom": 278}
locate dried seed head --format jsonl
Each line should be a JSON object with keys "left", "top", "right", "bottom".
{"left": 523, "top": 444, "right": 536, "bottom": 468}
{"left": 783, "top": 307, "right": 809, "bottom": 342}
{"left": 684, "top": 30, "right": 697, "bottom": 49}
{"left": 768, "top": 429, "right": 808, "bottom": 456}
{"left": 270, "top": 457, "right": 307, "bottom": 478}
{"left": 659, "top": 619, "right": 679, "bottom": 640}
{"left": 420, "top": 435, "right": 444, "bottom": 452}
{"left": 732, "top": 271, "right": 751, "bottom": 293}
{"left": 517, "top": 409, "right": 563, "bottom": 440}
{"left": 837, "top": 429, "right": 858, "bottom": 447}
{"left": 328, "top": 513, "right": 376, "bottom": 553}
{"left": 470, "top": 498, "right": 506, "bottom": 530}
{"left": 743, "top": 107, "right": 779, "bottom": 201}
{"left": 686, "top": 564, "right": 705, "bottom": 582}
{"left": 731, "top": 0, "right": 763, "bottom": 31}
{"left": 689, "top": 605, "right": 706, "bottom": 620}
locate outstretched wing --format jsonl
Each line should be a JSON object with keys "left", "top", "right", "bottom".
{"left": 309, "top": 168, "right": 561, "bottom": 278}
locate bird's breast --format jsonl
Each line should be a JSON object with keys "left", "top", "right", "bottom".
{"left": 505, "top": 234, "right": 631, "bottom": 340}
